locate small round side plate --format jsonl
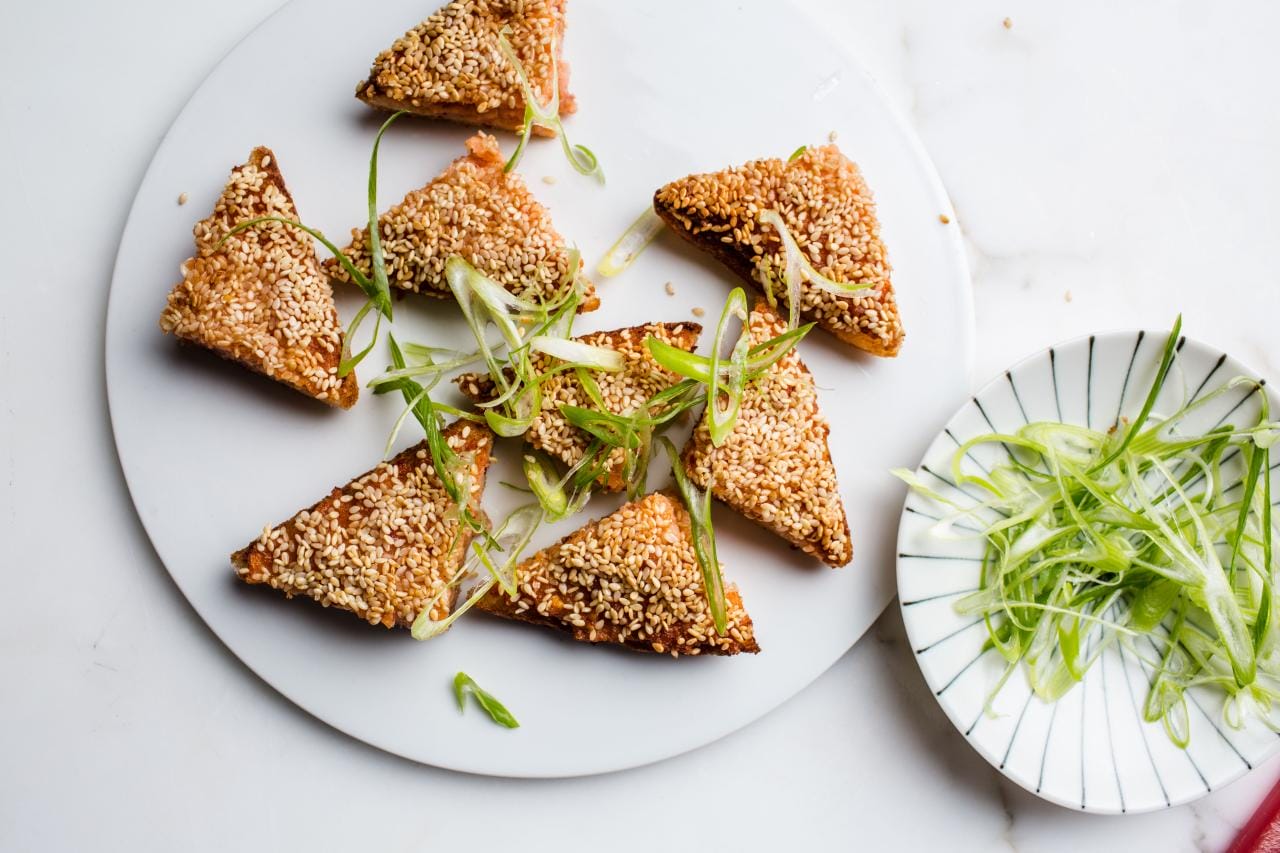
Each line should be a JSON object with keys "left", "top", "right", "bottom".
{"left": 898, "top": 330, "right": 1279, "bottom": 813}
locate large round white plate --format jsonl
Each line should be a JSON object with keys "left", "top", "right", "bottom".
{"left": 898, "top": 330, "right": 1280, "bottom": 813}
{"left": 107, "top": 0, "right": 973, "bottom": 776}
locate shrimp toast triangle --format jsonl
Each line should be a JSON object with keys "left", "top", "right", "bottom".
{"left": 356, "top": 0, "right": 575, "bottom": 136}
{"left": 159, "top": 147, "right": 358, "bottom": 408}
{"left": 232, "top": 420, "right": 494, "bottom": 628}
{"left": 653, "top": 144, "right": 902, "bottom": 357}
{"left": 682, "top": 303, "right": 852, "bottom": 567}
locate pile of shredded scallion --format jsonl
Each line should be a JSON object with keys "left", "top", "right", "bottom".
{"left": 895, "top": 318, "right": 1280, "bottom": 746}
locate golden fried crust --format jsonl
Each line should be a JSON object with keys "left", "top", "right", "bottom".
{"left": 159, "top": 147, "right": 358, "bottom": 408}
{"left": 231, "top": 420, "right": 494, "bottom": 628}
{"left": 477, "top": 491, "right": 759, "bottom": 655}
{"left": 653, "top": 144, "right": 902, "bottom": 357}
{"left": 356, "top": 0, "right": 576, "bottom": 133}
{"left": 456, "top": 322, "right": 701, "bottom": 491}
{"left": 324, "top": 133, "right": 597, "bottom": 311}
{"left": 682, "top": 303, "right": 853, "bottom": 567}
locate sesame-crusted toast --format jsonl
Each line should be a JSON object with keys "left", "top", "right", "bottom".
{"left": 324, "top": 133, "right": 597, "bottom": 311}
{"left": 159, "top": 147, "right": 359, "bottom": 408}
{"left": 455, "top": 321, "right": 701, "bottom": 491}
{"left": 477, "top": 491, "right": 759, "bottom": 655}
{"left": 682, "top": 303, "right": 853, "bottom": 567}
{"left": 356, "top": 0, "right": 575, "bottom": 136}
{"left": 231, "top": 420, "right": 494, "bottom": 628}
{"left": 653, "top": 144, "right": 903, "bottom": 357}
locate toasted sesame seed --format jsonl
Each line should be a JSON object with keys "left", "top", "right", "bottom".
{"left": 653, "top": 144, "right": 902, "bottom": 357}
{"left": 1003, "top": 16, "right": 1013, "bottom": 28}
{"left": 828, "top": 130, "right": 839, "bottom": 143}
{"left": 938, "top": 213, "right": 951, "bottom": 224}
{"left": 177, "top": 192, "right": 189, "bottom": 206}
{"left": 682, "top": 303, "right": 852, "bottom": 567}
{"left": 324, "top": 133, "right": 596, "bottom": 311}
{"left": 691, "top": 306, "right": 706, "bottom": 318}
{"left": 477, "top": 492, "right": 758, "bottom": 655}
{"left": 158, "top": 147, "right": 357, "bottom": 408}
{"left": 664, "top": 281, "right": 676, "bottom": 296}
{"left": 542, "top": 175, "right": 557, "bottom": 185}
{"left": 233, "top": 422, "right": 494, "bottom": 628}
{"left": 1065, "top": 290, "right": 1073, "bottom": 303}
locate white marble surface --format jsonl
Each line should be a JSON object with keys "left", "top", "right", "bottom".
{"left": 2, "top": 1, "right": 1277, "bottom": 849}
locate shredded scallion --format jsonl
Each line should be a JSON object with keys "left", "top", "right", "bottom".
{"left": 453, "top": 672, "right": 520, "bottom": 728}
{"left": 658, "top": 436, "right": 727, "bottom": 634}
{"left": 756, "top": 209, "right": 874, "bottom": 330}
{"left": 895, "top": 318, "right": 1280, "bottom": 745}
{"left": 596, "top": 208, "right": 664, "bottom": 277}
{"left": 496, "top": 28, "right": 603, "bottom": 184}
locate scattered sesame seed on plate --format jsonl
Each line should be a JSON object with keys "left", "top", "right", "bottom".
{"left": 354, "top": 0, "right": 575, "bottom": 134}
{"left": 1003, "top": 16, "right": 1013, "bottom": 29}
{"left": 664, "top": 281, "right": 676, "bottom": 296}
{"left": 938, "top": 213, "right": 950, "bottom": 224}
{"left": 177, "top": 192, "right": 189, "bottom": 205}
{"left": 691, "top": 306, "right": 706, "bottom": 317}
